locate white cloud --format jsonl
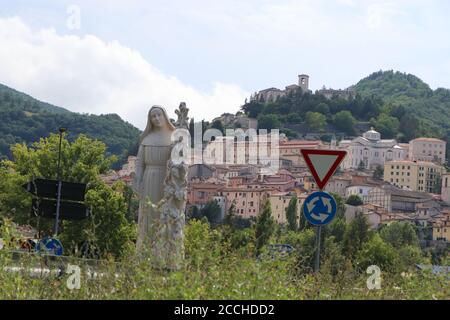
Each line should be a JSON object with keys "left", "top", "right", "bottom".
{"left": 0, "top": 16, "right": 248, "bottom": 129}
{"left": 366, "top": 2, "right": 406, "bottom": 30}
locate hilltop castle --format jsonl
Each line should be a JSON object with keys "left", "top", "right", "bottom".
{"left": 249, "top": 74, "right": 355, "bottom": 103}
{"left": 250, "top": 74, "right": 310, "bottom": 103}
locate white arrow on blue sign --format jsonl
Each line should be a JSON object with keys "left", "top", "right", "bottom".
{"left": 36, "top": 237, "right": 64, "bottom": 256}
{"left": 303, "top": 191, "right": 337, "bottom": 226}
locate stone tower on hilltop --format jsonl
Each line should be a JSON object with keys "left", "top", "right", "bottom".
{"left": 298, "top": 74, "right": 309, "bottom": 93}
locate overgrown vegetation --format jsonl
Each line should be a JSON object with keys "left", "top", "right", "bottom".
{"left": 0, "top": 219, "right": 448, "bottom": 300}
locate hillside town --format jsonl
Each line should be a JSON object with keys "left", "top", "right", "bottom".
{"left": 108, "top": 126, "right": 450, "bottom": 249}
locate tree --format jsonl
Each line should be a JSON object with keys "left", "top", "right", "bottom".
{"left": 333, "top": 111, "right": 356, "bottom": 135}
{"left": 373, "top": 165, "right": 384, "bottom": 180}
{"left": 255, "top": 199, "right": 275, "bottom": 255}
{"left": 433, "top": 175, "right": 442, "bottom": 194}
{"left": 211, "top": 120, "right": 225, "bottom": 135}
{"left": 343, "top": 214, "right": 370, "bottom": 257}
{"left": 346, "top": 194, "right": 363, "bottom": 206}
{"left": 257, "top": 114, "right": 281, "bottom": 130}
{"left": 242, "top": 101, "right": 264, "bottom": 118}
{"left": 0, "top": 166, "right": 30, "bottom": 225}
{"left": 285, "top": 197, "right": 298, "bottom": 231}
{"left": 331, "top": 193, "right": 346, "bottom": 219}
{"left": 399, "top": 114, "right": 419, "bottom": 141}
{"left": 200, "top": 200, "right": 222, "bottom": 227}
{"left": 61, "top": 180, "right": 136, "bottom": 258}
{"left": 305, "top": 112, "right": 326, "bottom": 132}
{"left": 298, "top": 205, "right": 313, "bottom": 232}
{"left": 1, "top": 134, "right": 135, "bottom": 258}
{"left": 398, "top": 245, "right": 424, "bottom": 270}
{"left": 372, "top": 113, "right": 399, "bottom": 138}
{"left": 315, "top": 102, "right": 330, "bottom": 115}
{"left": 379, "top": 221, "right": 419, "bottom": 249}
{"left": 223, "top": 200, "right": 236, "bottom": 227}
{"left": 356, "top": 233, "right": 399, "bottom": 273}
{"left": 190, "top": 205, "right": 201, "bottom": 220}
{"left": 326, "top": 217, "right": 346, "bottom": 244}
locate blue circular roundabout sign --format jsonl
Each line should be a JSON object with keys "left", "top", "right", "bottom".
{"left": 303, "top": 191, "right": 337, "bottom": 226}
{"left": 36, "top": 237, "right": 63, "bottom": 256}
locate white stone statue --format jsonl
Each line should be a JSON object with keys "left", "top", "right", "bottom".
{"left": 133, "top": 104, "right": 189, "bottom": 270}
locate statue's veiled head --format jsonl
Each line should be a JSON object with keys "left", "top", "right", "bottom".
{"left": 140, "top": 105, "right": 176, "bottom": 143}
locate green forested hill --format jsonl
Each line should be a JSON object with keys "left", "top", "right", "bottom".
{"left": 241, "top": 70, "right": 450, "bottom": 159}
{"left": 355, "top": 70, "right": 450, "bottom": 139}
{"left": 0, "top": 84, "right": 69, "bottom": 114}
{"left": 0, "top": 84, "right": 140, "bottom": 167}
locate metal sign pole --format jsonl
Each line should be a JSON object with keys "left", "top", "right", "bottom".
{"left": 54, "top": 181, "right": 62, "bottom": 236}
{"left": 314, "top": 225, "right": 321, "bottom": 273}
{"left": 54, "top": 128, "right": 66, "bottom": 236}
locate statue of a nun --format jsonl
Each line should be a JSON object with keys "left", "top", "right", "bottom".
{"left": 133, "top": 104, "right": 189, "bottom": 270}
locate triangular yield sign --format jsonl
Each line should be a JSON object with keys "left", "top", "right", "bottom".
{"left": 301, "top": 149, "right": 347, "bottom": 190}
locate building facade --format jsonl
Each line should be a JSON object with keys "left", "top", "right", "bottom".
{"left": 409, "top": 138, "right": 446, "bottom": 164}
{"left": 384, "top": 160, "right": 445, "bottom": 193}
{"left": 365, "top": 185, "right": 433, "bottom": 213}
{"left": 217, "top": 186, "right": 273, "bottom": 219}
{"left": 432, "top": 210, "right": 450, "bottom": 241}
{"left": 269, "top": 192, "right": 303, "bottom": 224}
{"left": 279, "top": 140, "right": 324, "bottom": 166}
{"left": 441, "top": 173, "right": 450, "bottom": 205}
{"left": 339, "top": 128, "right": 405, "bottom": 170}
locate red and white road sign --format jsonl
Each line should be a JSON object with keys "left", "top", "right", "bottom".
{"left": 301, "top": 149, "right": 347, "bottom": 190}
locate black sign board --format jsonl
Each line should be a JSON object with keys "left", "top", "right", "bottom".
{"left": 31, "top": 199, "right": 89, "bottom": 221}
{"left": 23, "top": 179, "right": 86, "bottom": 202}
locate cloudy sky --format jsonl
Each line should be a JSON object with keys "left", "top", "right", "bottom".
{"left": 1, "top": 0, "right": 450, "bottom": 129}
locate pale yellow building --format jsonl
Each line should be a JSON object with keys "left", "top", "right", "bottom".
{"left": 432, "top": 210, "right": 450, "bottom": 241}
{"left": 409, "top": 138, "right": 446, "bottom": 164}
{"left": 269, "top": 192, "right": 304, "bottom": 224}
{"left": 384, "top": 160, "right": 445, "bottom": 193}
